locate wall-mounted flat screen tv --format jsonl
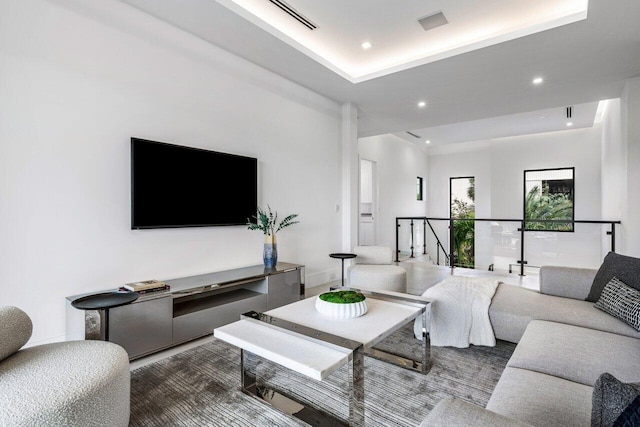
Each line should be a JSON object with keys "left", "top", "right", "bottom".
{"left": 131, "top": 138, "right": 258, "bottom": 229}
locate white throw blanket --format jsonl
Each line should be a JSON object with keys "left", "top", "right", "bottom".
{"left": 413, "top": 275, "right": 500, "bottom": 348}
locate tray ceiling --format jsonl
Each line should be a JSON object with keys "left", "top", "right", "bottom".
{"left": 216, "top": 0, "right": 589, "bottom": 82}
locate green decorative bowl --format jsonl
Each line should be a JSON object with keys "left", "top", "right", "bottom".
{"left": 315, "top": 290, "right": 368, "bottom": 319}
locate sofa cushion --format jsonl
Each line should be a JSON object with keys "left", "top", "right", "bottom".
{"left": 594, "top": 277, "right": 640, "bottom": 331}
{"left": 489, "top": 285, "right": 536, "bottom": 343}
{"left": 591, "top": 372, "right": 640, "bottom": 427}
{"left": 587, "top": 252, "right": 640, "bottom": 302}
{"left": 0, "top": 306, "right": 33, "bottom": 362}
{"left": 420, "top": 397, "right": 532, "bottom": 427}
{"left": 489, "top": 284, "right": 640, "bottom": 343}
{"left": 539, "top": 266, "right": 597, "bottom": 300}
{"left": 506, "top": 320, "right": 640, "bottom": 386}
{"left": 486, "top": 367, "right": 592, "bottom": 427}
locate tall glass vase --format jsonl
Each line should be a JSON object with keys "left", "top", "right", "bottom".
{"left": 263, "top": 234, "right": 278, "bottom": 268}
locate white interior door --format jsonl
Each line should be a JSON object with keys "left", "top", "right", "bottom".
{"left": 359, "top": 159, "right": 377, "bottom": 246}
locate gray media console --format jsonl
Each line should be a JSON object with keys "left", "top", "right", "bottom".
{"left": 66, "top": 262, "right": 304, "bottom": 360}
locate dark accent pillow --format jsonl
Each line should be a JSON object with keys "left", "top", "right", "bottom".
{"left": 614, "top": 395, "right": 640, "bottom": 427}
{"left": 592, "top": 372, "right": 640, "bottom": 427}
{"left": 595, "top": 277, "right": 640, "bottom": 331}
{"left": 587, "top": 252, "right": 640, "bottom": 302}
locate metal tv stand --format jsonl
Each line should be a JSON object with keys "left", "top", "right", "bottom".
{"left": 66, "top": 262, "right": 304, "bottom": 360}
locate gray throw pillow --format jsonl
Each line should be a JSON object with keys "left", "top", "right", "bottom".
{"left": 592, "top": 372, "right": 640, "bottom": 427}
{"left": 0, "top": 306, "right": 33, "bottom": 362}
{"left": 587, "top": 252, "right": 640, "bottom": 302}
{"left": 595, "top": 277, "right": 640, "bottom": 331}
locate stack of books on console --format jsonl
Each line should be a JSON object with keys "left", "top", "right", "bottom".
{"left": 120, "top": 279, "right": 170, "bottom": 294}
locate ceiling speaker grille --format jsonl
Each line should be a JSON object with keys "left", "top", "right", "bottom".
{"left": 268, "top": 0, "right": 317, "bottom": 30}
{"left": 418, "top": 11, "right": 448, "bottom": 32}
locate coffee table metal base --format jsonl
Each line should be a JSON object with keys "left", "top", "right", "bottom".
{"left": 241, "top": 348, "right": 364, "bottom": 426}
{"left": 331, "top": 287, "right": 431, "bottom": 375}
{"left": 366, "top": 344, "right": 430, "bottom": 374}
{"left": 234, "top": 311, "right": 365, "bottom": 426}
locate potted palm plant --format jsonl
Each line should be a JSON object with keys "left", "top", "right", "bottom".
{"left": 247, "top": 205, "right": 299, "bottom": 268}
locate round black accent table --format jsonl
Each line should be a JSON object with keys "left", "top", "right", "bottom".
{"left": 71, "top": 291, "right": 139, "bottom": 341}
{"left": 329, "top": 253, "right": 357, "bottom": 287}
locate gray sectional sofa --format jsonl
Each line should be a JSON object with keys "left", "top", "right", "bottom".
{"left": 421, "top": 265, "right": 640, "bottom": 427}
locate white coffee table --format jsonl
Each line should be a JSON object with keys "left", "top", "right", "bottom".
{"left": 214, "top": 289, "right": 430, "bottom": 426}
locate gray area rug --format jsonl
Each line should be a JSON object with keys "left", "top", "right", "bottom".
{"left": 130, "top": 325, "right": 515, "bottom": 426}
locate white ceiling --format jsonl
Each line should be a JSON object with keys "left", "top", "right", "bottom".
{"left": 395, "top": 100, "right": 601, "bottom": 146}
{"left": 216, "top": 0, "right": 588, "bottom": 82}
{"left": 118, "top": 0, "right": 640, "bottom": 142}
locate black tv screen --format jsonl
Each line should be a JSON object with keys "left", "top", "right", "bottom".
{"left": 131, "top": 138, "right": 258, "bottom": 229}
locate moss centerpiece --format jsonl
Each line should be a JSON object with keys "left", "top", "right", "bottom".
{"left": 319, "top": 290, "right": 366, "bottom": 303}
{"left": 315, "top": 290, "right": 368, "bottom": 319}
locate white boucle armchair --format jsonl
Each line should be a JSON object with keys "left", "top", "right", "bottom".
{"left": 0, "top": 306, "right": 131, "bottom": 426}
{"left": 347, "top": 245, "right": 407, "bottom": 292}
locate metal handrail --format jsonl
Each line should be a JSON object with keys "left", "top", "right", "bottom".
{"left": 395, "top": 217, "right": 621, "bottom": 275}
{"left": 425, "top": 219, "right": 450, "bottom": 266}
{"left": 395, "top": 217, "right": 451, "bottom": 266}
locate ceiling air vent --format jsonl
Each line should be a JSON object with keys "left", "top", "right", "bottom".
{"left": 406, "top": 131, "right": 422, "bottom": 139}
{"left": 566, "top": 106, "right": 573, "bottom": 118}
{"left": 268, "top": 0, "right": 317, "bottom": 30}
{"left": 418, "top": 11, "right": 448, "bottom": 32}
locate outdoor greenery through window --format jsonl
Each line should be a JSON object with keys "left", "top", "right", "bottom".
{"left": 450, "top": 177, "right": 475, "bottom": 268}
{"left": 524, "top": 167, "right": 574, "bottom": 232}
{"left": 417, "top": 177, "right": 424, "bottom": 201}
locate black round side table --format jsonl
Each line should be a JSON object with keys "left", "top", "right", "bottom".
{"left": 329, "top": 253, "right": 357, "bottom": 287}
{"left": 71, "top": 291, "right": 139, "bottom": 341}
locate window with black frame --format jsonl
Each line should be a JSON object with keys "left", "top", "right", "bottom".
{"left": 524, "top": 167, "right": 574, "bottom": 232}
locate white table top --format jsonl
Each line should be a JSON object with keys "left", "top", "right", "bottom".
{"left": 214, "top": 318, "right": 351, "bottom": 381}
{"left": 265, "top": 295, "right": 424, "bottom": 348}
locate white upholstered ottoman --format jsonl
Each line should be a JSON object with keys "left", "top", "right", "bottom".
{"left": 347, "top": 246, "right": 407, "bottom": 293}
{"left": 0, "top": 306, "right": 131, "bottom": 426}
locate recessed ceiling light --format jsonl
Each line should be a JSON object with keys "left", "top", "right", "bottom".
{"left": 567, "top": 122, "right": 573, "bottom": 127}
{"left": 418, "top": 101, "right": 427, "bottom": 108}
{"left": 425, "top": 140, "right": 431, "bottom": 144}
{"left": 361, "top": 41, "right": 372, "bottom": 50}
{"left": 532, "top": 77, "right": 544, "bottom": 85}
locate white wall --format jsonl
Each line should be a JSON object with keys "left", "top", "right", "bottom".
{"left": 427, "top": 127, "right": 603, "bottom": 271}
{"left": 427, "top": 141, "right": 493, "bottom": 267}
{"left": 341, "top": 103, "right": 359, "bottom": 252}
{"left": 621, "top": 77, "right": 640, "bottom": 257}
{"left": 599, "top": 79, "right": 640, "bottom": 258}
{"left": 600, "top": 99, "right": 624, "bottom": 256}
{"left": 358, "top": 134, "right": 429, "bottom": 254}
{"left": 0, "top": 0, "right": 342, "bottom": 344}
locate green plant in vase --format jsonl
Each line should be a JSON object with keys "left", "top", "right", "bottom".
{"left": 247, "top": 205, "right": 299, "bottom": 268}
